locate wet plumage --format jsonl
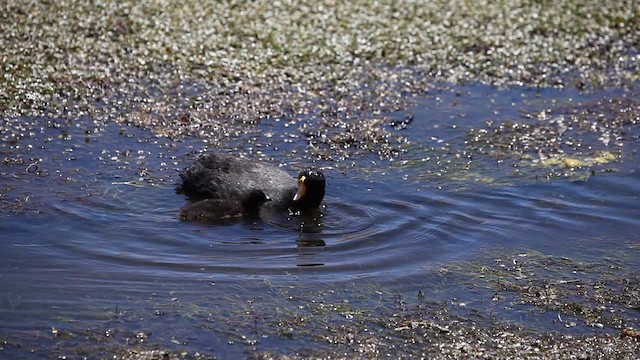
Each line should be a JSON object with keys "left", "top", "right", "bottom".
{"left": 178, "top": 154, "right": 325, "bottom": 212}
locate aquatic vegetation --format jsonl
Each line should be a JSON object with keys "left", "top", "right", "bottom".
{"left": 2, "top": 0, "right": 639, "bottom": 162}
{"left": 5, "top": 246, "right": 638, "bottom": 358}
{"left": 464, "top": 96, "right": 639, "bottom": 182}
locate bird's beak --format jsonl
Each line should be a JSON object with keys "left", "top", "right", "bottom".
{"left": 293, "top": 176, "right": 306, "bottom": 201}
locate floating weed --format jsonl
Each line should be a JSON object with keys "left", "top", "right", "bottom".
{"left": 2, "top": 0, "right": 639, "bottom": 148}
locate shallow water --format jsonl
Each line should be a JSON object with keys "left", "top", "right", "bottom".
{"left": 1, "top": 83, "right": 639, "bottom": 356}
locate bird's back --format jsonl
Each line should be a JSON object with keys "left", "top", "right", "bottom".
{"left": 179, "top": 154, "right": 296, "bottom": 208}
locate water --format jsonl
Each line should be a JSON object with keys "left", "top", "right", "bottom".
{"left": 1, "top": 83, "right": 639, "bottom": 356}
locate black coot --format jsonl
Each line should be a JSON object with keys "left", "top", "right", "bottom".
{"left": 178, "top": 154, "right": 325, "bottom": 211}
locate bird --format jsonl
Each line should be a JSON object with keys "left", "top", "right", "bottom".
{"left": 178, "top": 154, "right": 325, "bottom": 211}
{"left": 178, "top": 189, "right": 271, "bottom": 224}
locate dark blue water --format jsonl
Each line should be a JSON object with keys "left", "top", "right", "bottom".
{"left": 1, "top": 83, "right": 639, "bottom": 356}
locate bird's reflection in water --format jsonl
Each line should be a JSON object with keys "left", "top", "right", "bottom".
{"left": 296, "top": 236, "right": 326, "bottom": 267}
{"left": 293, "top": 207, "right": 326, "bottom": 266}
{"left": 295, "top": 208, "right": 324, "bottom": 233}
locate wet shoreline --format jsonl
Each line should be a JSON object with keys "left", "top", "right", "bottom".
{"left": 2, "top": 246, "right": 639, "bottom": 359}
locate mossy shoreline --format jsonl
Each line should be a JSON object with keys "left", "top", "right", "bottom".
{"left": 2, "top": 248, "right": 639, "bottom": 359}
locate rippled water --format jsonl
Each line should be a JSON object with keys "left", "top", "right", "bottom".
{"left": 2, "top": 83, "right": 639, "bottom": 356}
